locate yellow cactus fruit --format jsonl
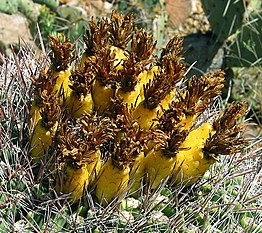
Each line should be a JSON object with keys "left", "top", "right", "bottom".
{"left": 133, "top": 38, "right": 186, "bottom": 130}
{"left": 79, "top": 46, "right": 126, "bottom": 75}
{"left": 117, "top": 85, "right": 142, "bottom": 109}
{"left": 65, "top": 69, "right": 94, "bottom": 118}
{"left": 79, "top": 114, "right": 115, "bottom": 177}
{"left": 129, "top": 152, "right": 146, "bottom": 195}
{"left": 133, "top": 102, "right": 160, "bottom": 130}
{"left": 80, "top": 11, "right": 133, "bottom": 70}
{"left": 29, "top": 69, "right": 54, "bottom": 129}
{"left": 133, "top": 74, "right": 180, "bottom": 130}
{"left": 79, "top": 53, "right": 95, "bottom": 70}
{"left": 96, "top": 158, "right": 130, "bottom": 205}
{"left": 133, "top": 87, "right": 177, "bottom": 131}
{"left": 115, "top": 59, "right": 154, "bottom": 110}
{"left": 110, "top": 46, "right": 127, "bottom": 71}
{"left": 145, "top": 149, "right": 176, "bottom": 189}
{"left": 66, "top": 92, "right": 94, "bottom": 118}
{"left": 51, "top": 67, "right": 72, "bottom": 100}
{"left": 30, "top": 93, "right": 61, "bottom": 162}
{"left": 56, "top": 162, "right": 89, "bottom": 202}
{"left": 86, "top": 150, "right": 102, "bottom": 184}
{"left": 172, "top": 102, "right": 248, "bottom": 186}
{"left": 87, "top": 45, "right": 120, "bottom": 114}
{"left": 30, "top": 120, "right": 58, "bottom": 162}
{"left": 173, "top": 123, "right": 215, "bottom": 186}
{"left": 138, "top": 66, "right": 159, "bottom": 90}
{"left": 55, "top": 114, "right": 116, "bottom": 201}
{"left": 91, "top": 79, "right": 115, "bottom": 114}
{"left": 29, "top": 103, "right": 42, "bottom": 129}
{"left": 115, "top": 28, "right": 156, "bottom": 108}
{"left": 145, "top": 128, "right": 188, "bottom": 189}
{"left": 133, "top": 88, "right": 177, "bottom": 130}
{"left": 48, "top": 34, "right": 73, "bottom": 100}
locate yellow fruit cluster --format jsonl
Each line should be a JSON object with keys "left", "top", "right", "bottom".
{"left": 29, "top": 12, "right": 247, "bottom": 205}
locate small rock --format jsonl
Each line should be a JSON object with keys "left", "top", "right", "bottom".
{"left": 166, "top": 0, "right": 193, "bottom": 27}
{"left": 0, "top": 13, "right": 35, "bottom": 56}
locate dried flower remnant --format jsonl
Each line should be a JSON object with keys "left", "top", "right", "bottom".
{"left": 204, "top": 102, "right": 248, "bottom": 160}
{"left": 174, "top": 70, "right": 225, "bottom": 130}
{"left": 130, "top": 28, "right": 156, "bottom": 63}
{"left": 108, "top": 11, "right": 135, "bottom": 50}
{"left": 155, "top": 101, "right": 185, "bottom": 133}
{"left": 184, "top": 71, "right": 225, "bottom": 116}
{"left": 29, "top": 69, "right": 54, "bottom": 128}
{"left": 160, "top": 36, "right": 184, "bottom": 61}
{"left": 56, "top": 113, "right": 116, "bottom": 201}
{"left": 82, "top": 17, "right": 110, "bottom": 57}
{"left": 49, "top": 34, "right": 73, "bottom": 71}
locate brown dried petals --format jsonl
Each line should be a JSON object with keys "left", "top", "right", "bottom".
{"left": 204, "top": 101, "right": 248, "bottom": 159}
{"left": 108, "top": 11, "right": 135, "bottom": 49}
{"left": 69, "top": 69, "right": 94, "bottom": 97}
{"left": 152, "top": 128, "right": 189, "bottom": 158}
{"left": 112, "top": 105, "right": 149, "bottom": 169}
{"left": 130, "top": 28, "right": 156, "bottom": 62}
{"left": 179, "top": 70, "right": 225, "bottom": 116}
{"left": 49, "top": 35, "right": 73, "bottom": 71}
{"left": 40, "top": 94, "right": 61, "bottom": 129}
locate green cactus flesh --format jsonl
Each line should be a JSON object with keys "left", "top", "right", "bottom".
{"left": 201, "top": 0, "right": 246, "bottom": 43}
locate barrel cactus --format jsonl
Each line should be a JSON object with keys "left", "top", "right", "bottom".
{"left": 0, "top": 10, "right": 261, "bottom": 232}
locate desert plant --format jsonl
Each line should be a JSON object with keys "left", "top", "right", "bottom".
{"left": 0, "top": 11, "right": 261, "bottom": 233}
